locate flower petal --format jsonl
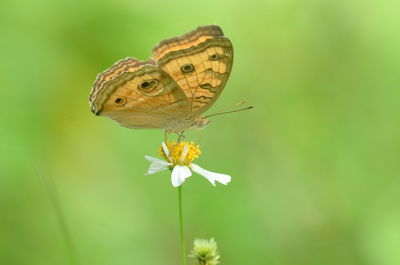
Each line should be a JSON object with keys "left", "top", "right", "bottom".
{"left": 190, "top": 163, "right": 231, "bottom": 186}
{"left": 180, "top": 144, "right": 189, "bottom": 164}
{"left": 161, "top": 142, "right": 172, "bottom": 162}
{"left": 144, "top": 156, "right": 171, "bottom": 175}
{"left": 171, "top": 165, "right": 192, "bottom": 187}
{"left": 145, "top": 161, "right": 170, "bottom": 175}
{"left": 145, "top": 155, "right": 169, "bottom": 164}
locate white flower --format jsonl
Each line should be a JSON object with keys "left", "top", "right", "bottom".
{"left": 145, "top": 142, "right": 231, "bottom": 187}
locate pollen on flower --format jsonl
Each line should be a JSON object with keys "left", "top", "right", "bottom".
{"left": 159, "top": 141, "right": 201, "bottom": 166}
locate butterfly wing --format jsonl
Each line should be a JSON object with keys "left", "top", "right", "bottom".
{"left": 89, "top": 58, "right": 190, "bottom": 129}
{"left": 152, "top": 25, "right": 233, "bottom": 116}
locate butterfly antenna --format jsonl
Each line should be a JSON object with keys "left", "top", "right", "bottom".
{"left": 211, "top": 100, "right": 247, "bottom": 114}
{"left": 205, "top": 106, "right": 254, "bottom": 118}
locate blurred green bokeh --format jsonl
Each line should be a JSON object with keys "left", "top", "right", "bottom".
{"left": 1, "top": 0, "right": 400, "bottom": 264}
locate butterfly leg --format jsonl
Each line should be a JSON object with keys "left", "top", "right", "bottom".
{"left": 169, "top": 132, "right": 186, "bottom": 155}
{"left": 164, "top": 130, "right": 168, "bottom": 143}
{"left": 177, "top": 131, "right": 186, "bottom": 143}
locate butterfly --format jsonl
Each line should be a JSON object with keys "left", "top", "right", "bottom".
{"left": 89, "top": 25, "right": 233, "bottom": 134}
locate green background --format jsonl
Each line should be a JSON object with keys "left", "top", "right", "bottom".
{"left": 1, "top": 0, "right": 400, "bottom": 264}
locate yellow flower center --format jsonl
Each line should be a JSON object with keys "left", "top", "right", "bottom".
{"left": 160, "top": 141, "right": 201, "bottom": 166}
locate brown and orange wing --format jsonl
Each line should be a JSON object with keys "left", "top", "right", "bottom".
{"left": 152, "top": 25, "right": 233, "bottom": 116}
{"left": 89, "top": 57, "right": 190, "bottom": 129}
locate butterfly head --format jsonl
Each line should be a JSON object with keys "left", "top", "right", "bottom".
{"left": 190, "top": 117, "right": 211, "bottom": 130}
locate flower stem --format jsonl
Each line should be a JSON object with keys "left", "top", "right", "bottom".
{"left": 178, "top": 185, "right": 187, "bottom": 265}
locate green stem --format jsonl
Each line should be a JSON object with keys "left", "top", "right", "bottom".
{"left": 178, "top": 186, "right": 187, "bottom": 265}
{"left": 37, "top": 170, "right": 79, "bottom": 265}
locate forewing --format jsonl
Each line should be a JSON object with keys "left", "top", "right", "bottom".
{"left": 152, "top": 25, "right": 233, "bottom": 116}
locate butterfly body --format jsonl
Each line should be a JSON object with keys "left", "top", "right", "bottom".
{"left": 89, "top": 25, "right": 233, "bottom": 133}
{"left": 164, "top": 116, "right": 211, "bottom": 133}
